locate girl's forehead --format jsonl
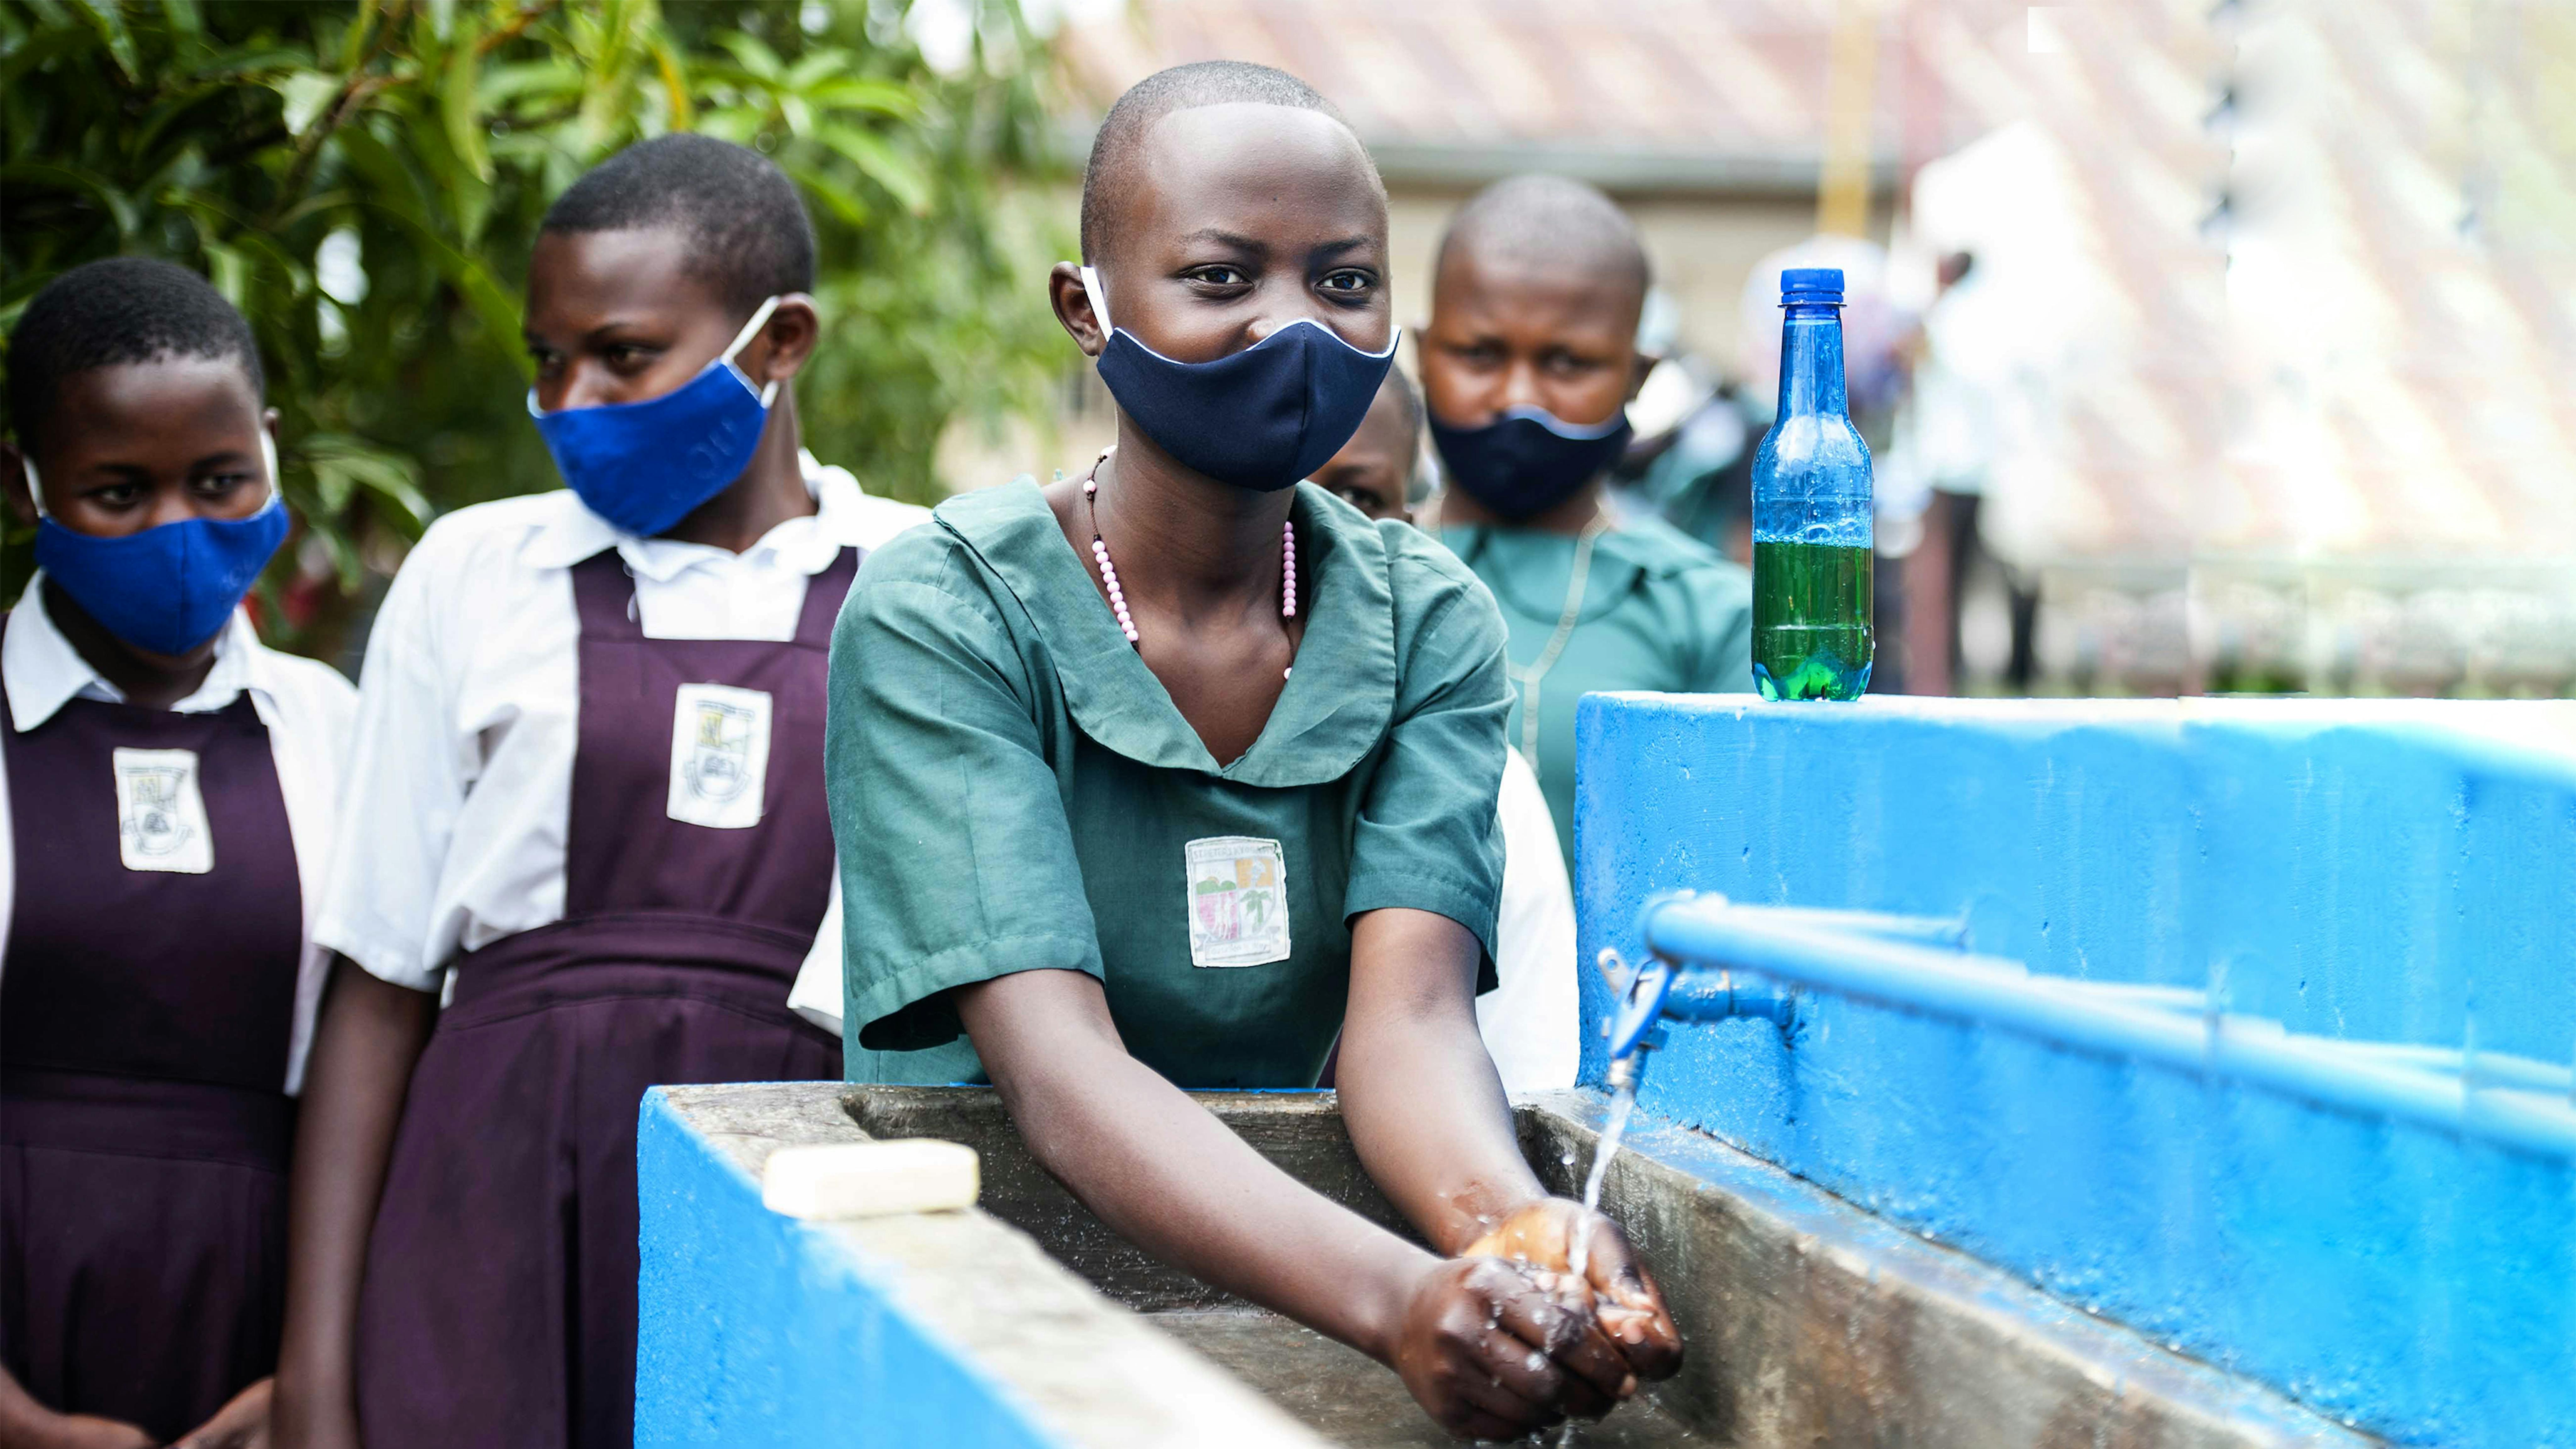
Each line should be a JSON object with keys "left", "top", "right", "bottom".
{"left": 1124, "top": 104, "right": 1386, "bottom": 243}
{"left": 53, "top": 356, "right": 262, "bottom": 442}
{"left": 527, "top": 227, "right": 730, "bottom": 324}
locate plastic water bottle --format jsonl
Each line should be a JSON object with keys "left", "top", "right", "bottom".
{"left": 1750, "top": 267, "right": 1873, "bottom": 701}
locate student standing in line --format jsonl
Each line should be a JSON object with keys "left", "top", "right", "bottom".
{"left": 1418, "top": 175, "right": 1754, "bottom": 869}
{"left": 270, "top": 136, "right": 929, "bottom": 1449}
{"left": 831, "top": 63, "right": 1678, "bottom": 1441}
{"left": 1310, "top": 369, "right": 1579, "bottom": 1093}
{"left": 0, "top": 258, "right": 356, "bottom": 1449}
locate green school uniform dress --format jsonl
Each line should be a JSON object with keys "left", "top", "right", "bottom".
{"left": 829, "top": 479, "right": 1509, "bottom": 1089}
{"left": 1437, "top": 515, "right": 1753, "bottom": 869}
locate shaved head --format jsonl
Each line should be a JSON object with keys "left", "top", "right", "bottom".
{"left": 1080, "top": 60, "right": 1376, "bottom": 265}
{"left": 1434, "top": 175, "right": 1651, "bottom": 319}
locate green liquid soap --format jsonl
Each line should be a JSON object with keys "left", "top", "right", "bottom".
{"left": 1752, "top": 540, "right": 1873, "bottom": 701}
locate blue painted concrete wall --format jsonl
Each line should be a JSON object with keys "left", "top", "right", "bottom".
{"left": 1574, "top": 696, "right": 2576, "bottom": 1448}
{"left": 634, "top": 1089, "right": 1052, "bottom": 1448}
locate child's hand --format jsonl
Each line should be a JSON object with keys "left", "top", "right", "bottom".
{"left": 173, "top": 1375, "right": 273, "bottom": 1449}
{"left": 16, "top": 1412, "right": 158, "bottom": 1449}
{"left": 1386, "top": 1254, "right": 1638, "bottom": 1439}
{"left": 1463, "top": 1198, "right": 1685, "bottom": 1382}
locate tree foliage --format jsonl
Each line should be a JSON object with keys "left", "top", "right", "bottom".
{"left": 0, "top": 0, "right": 1069, "bottom": 661}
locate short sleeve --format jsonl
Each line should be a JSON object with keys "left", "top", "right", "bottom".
{"left": 827, "top": 532, "right": 1101, "bottom": 1054}
{"left": 312, "top": 536, "right": 470, "bottom": 993}
{"left": 1341, "top": 548, "right": 1511, "bottom": 985}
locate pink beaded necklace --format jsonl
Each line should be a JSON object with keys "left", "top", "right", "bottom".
{"left": 1081, "top": 454, "right": 1297, "bottom": 680}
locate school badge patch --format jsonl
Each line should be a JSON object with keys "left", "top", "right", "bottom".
{"left": 1183, "top": 836, "right": 1291, "bottom": 968}
{"left": 666, "top": 682, "right": 772, "bottom": 830}
{"left": 112, "top": 747, "right": 214, "bottom": 874}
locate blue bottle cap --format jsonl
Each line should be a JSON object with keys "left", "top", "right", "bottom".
{"left": 1779, "top": 267, "right": 1845, "bottom": 306}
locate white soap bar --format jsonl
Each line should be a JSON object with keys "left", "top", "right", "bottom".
{"left": 762, "top": 1139, "right": 980, "bottom": 1220}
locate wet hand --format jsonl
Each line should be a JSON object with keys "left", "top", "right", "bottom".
{"left": 173, "top": 1376, "right": 272, "bottom": 1449}
{"left": 1387, "top": 1254, "right": 1636, "bottom": 1440}
{"left": 1464, "top": 1198, "right": 1684, "bottom": 1383}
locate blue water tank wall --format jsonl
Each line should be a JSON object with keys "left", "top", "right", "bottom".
{"left": 1573, "top": 696, "right": 2576, "bottom": 1448}
{"left": 634, "top": 1090, "right": 1052, "bottom": 1449}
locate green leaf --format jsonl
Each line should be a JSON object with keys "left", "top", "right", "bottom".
{"left": 426, "top": 0, "right": 456, "bottom": 42}
{"left": 806, "top": 76, "right": 918, "bottom": 119}
{"left": 479, "top": 58, "right": 580, "bottom": 108}
{"left": 274, "top": 69, "right": 340, "bottom": 135}
{"left": 193, "top": 46, "right": 312, "bottom": 80}
{"left": 0, "top": 162, "right": 139, "bottom": 238}
{"left": 68, "top": 0, "right": 136, "bottom": 81}
{"left": 338, "top": 0, "right": 382, "bottom": 70}
{"left": 649, "top": 39, "right": 692, "bottom": 130}
{"left": 780, "top": 47, "right": 848, "bottom": 90}
{"left": 817, "top": 122, "right": 929, "bottom": 214}
{"left": 302, "top": 433, "right": 432, "bottom": 530}
{"left": 782, "top": 162, "right": 869, "bottom": 229}
{"left": 441, "top": 22, "right": 492, "bottom": 181}
{"left": 713, "top": 30, "right": 781, "bottom": 82}
{"left": 202, "top": 239, "right": 252, "bottom": 309}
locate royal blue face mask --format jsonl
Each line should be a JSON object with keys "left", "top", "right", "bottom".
{"left": 528, "top": 295, "right": 783, "bottom": 536}
{"left": 26, "top": 433, "right": 291, "bottom": 657}
{"left": 1429, "top": 404, "right": 1634, "bottom": 521}
{"left": 1083, "top": 267, "right": 1398, "bottom": 493}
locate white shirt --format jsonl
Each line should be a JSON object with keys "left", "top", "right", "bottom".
{"left": 316, "top": 455, "right": 932, "bottom": 995}
{"left": 0, "top": 579, "right": 358, "bottom": 1092}
{"left": 1477, "top": 747, "right": 1579, "bottom": 1092}
{"left": 786, "top": 737, "right": 1583, "bottom": 1094}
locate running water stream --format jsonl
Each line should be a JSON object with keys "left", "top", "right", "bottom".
{"left": 1553, "top": 1078, "right": 1642, "bottom": 1447}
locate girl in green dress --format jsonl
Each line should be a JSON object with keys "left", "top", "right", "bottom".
{"left": 830, "top": 62, "right": 1680, "bottom": 1441}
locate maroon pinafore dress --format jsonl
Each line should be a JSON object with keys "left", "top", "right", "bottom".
{"left": 0, "top": 626, "right": 305, "bottom": 1443}
{"left": 353, "top": 548, "right": 852, "bottom": 1449}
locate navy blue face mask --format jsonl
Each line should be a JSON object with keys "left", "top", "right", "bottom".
{"left": 528, "top": 295, "right": 782, "bottom": 536}
{"left": 1430, "top": 404, "right": 1634, "bottom": 521}
{"left": 1083, "top": 266, "right": 1398, "bottom": 493}
{"left": 25, "top": 434, "right": 291, "bottom": 656}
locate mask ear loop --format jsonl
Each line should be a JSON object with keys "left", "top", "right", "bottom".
{"left": 719, "top": 294, "right": 788, "bottom": 408}
{"left": 22, "top": 455, "right": 49, "bottom": 522}
{"left": 1080, "top": 265, "right": 1113, "bottom": 336}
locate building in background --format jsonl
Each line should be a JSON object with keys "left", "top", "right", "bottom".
{"left": 969, "top": 0, "right": 2576, "bottom": 700}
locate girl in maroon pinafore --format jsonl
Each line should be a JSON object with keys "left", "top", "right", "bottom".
{"left": 272, "top": 136, "right": 931, "bottom": 1449}
{"left": 0, "top": 258, "right": 356, "bottom": 1449}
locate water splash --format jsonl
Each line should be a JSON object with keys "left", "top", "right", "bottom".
{"left": 1556, "top": 1079, "right": 1640, "bottom": 1447}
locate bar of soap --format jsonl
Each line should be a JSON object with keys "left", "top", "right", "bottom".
{"left": 762, "top": 1140, "right": 980, "bottom": 1220}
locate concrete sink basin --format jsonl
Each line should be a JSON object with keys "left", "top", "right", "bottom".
{"left": 639, "top": 1083, "right": 2369, "bottom": 1447}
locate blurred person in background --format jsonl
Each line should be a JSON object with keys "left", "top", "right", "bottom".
{"left": 1877, "top": 249, "right": 1993, "bottom": 695}
{"left": 1310, "top": 367, "right": 1578, "bottom": 1093}
{"left": 1418, "top": 175, "right": 1752, "bottom": 869}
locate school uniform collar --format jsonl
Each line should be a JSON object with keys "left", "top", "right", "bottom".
{"left": 522, "top": 449, "right": 859, "bottom": 580}
{"left": 935, "top": 478, "right": 1398, "bottom": 786}
{"left": 4, "top": 572, "right": 277, "bottom": 731}
{"left": 1436, "top": 519, "right": 1653, "bottom": 625}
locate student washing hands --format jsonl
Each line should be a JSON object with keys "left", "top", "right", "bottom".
{"left": 831, "top": 62, "right": 1680, "bottom": 1439}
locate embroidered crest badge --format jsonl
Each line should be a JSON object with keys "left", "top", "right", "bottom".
{"left": 113, "top": 747, "right": 214, "bottom": 874}
{"left": 1183, "top": 835, "right": 1291, "bottom": 968}
{"left": 666, "top": 682, "right": 772, "bottom": 830}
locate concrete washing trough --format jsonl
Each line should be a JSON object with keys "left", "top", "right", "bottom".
{"left": 636, "top": 1081, "right": 2364, "bottom": 1447}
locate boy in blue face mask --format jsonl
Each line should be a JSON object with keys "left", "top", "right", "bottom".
{"left": 1417, "top": 176, "right": 1754, "bottom": 871}
{"left": 0, "top": 257, "right": 357, "bottom": 1449}
{"left": 272, "top": 135, "right": 930, "bottom": 1449}
{"left": 829, "top": 62, "right": 1679, "bottom": 1441}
